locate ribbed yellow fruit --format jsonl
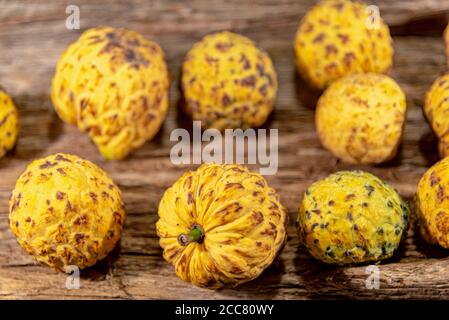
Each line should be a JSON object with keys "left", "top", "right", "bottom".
{"left": 51, "top": 26, "right": 170, "bottom": 160}
{"left": 157, "top": 163, "right": 287, "bottom": 288}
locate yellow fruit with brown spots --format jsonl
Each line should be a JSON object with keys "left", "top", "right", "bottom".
{"left": 156, "top": 163, "right": 287, "bottom": 288}
{"left": 181, "top": 31, "right": 277, "bottom": 130}
{"left": 9, "top": 153, "right": 125, "bottom": 271}
{"left": 415, "top": 157, "right": 449, "bottom": 249}
{"left": 294, "top": 0, "right": 393, "bottom": 89}
{"left": 0, "top": 88, "right": 19, "bottom": 158}
{"left": 423, "top": 73, "right": 449, "bottom": 158}
{"left": 51, "top": 26, "right": 170, "bottom": 160}
{"left": 316, "top": 73, "right": 406, "bottom": 164}
{"left": 298, "top": 171, "right": 409, "bottom": 265}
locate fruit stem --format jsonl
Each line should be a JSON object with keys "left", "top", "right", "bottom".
{"left": 178, "top": 224, "right": 204, "bottom": 246}
{"left": 188, "top": 226, "right": 203, "bottom": 242}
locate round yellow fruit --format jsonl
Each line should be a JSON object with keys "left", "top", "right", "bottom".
{"left": 9, "top": 153, "right": 125, "bottom": 271}
{"left": 0, "top": 88, "right": 19, "bottom": 158}
{"left": 424, "top": 73, "right": 449, "bottom": 158}
{"left": 298, "top": 170, "right": 409, "bottom": 265}
{"left": 156, "top": 163, "right": 287, "bottom": 288}
{"left": 51, "top": 26, "right": 170, "bottom": 160}
{"left": 294, "top": 0, "right": 393, "bottom": 89}
{"left": 316, "top": 73, "right": 406, "bottom": 164}
{"left": 415, "top": 157, "right": 449, "bottom": 248}
{"left": 181, "top": 31, "right": 277, "bottom": 130}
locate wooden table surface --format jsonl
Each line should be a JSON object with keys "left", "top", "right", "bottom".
{"left": 1, "top": 0, "right": 449, "bottom": 300}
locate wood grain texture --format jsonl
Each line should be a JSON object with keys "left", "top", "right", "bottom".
{"left": 1, "top": 0, "right": 449, "bottom": 300}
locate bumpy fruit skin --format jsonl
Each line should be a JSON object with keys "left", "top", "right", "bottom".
{"left": 181, "top": 31, "right": 277, "bottom": 130}
{"left": 51, "top": 26, "right": 170, "bottom": 160}
{"left": 0, "top": 88, "right": 19, "bottom": 158}
{"left": 294, "top": 0, "right": 393, "bottom": 89}
{"left": 415, "top": 157, "right": 449, "bottom": 248}
{"left": 156, "top": 163, "right": 287, "bottom": 289}
{"left": 9, "top": 153, "right": 125, "bottom": 271}
{"left": 424, "top": 73, "right": 449, "bottom": 158}
{"left": 298, "top": 171, "right": 409, "bottom": 265}
{"left": 316, "top": 73, "right": 406, "bottom": 164}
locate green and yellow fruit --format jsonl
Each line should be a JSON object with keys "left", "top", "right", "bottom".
{"left": 298, "top": 170, "right": 409, "bottom": 265}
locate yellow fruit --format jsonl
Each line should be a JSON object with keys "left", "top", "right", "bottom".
{"left": 298, "top": 171, "right": 409, "bottom": 265}
{"left": 415, "top": 157, "right": 449, "bottom": 248}
{"left": 181, "top": 31, "right": 277, "bottom": 130}
{"left": 294, "top": 0, "right": 393, "bottom": 89}
{"left": 424, "top": 73, "right": 449, "bottom": 158}
{"left": 316, "top": 73, "right": 406, "bottom": 164}
{"left": 51, "top": 26, "right": 170, "bottom": 160}
{"left": 9, "top": 153, "right": 125, "bottom": 271}
{"left": 0, "top": 88, "right": 19, "bottom": 158}
{"left": 156, "top": 163, "right": 287, "bottom": 288}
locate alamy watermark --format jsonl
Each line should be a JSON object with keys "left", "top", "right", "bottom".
{"left": 65, "top": 265, "right": 80, "bottom": 289}
{"left": 366, "top": 5, "right": 380, "bottom": 30}
{"left": 170, "top": 121, "right": 278, "bottom": 175}
{"left": 66, "top": 5, "right": 80, "bottom": 30}
{"left": 365, "top": 265, "right": 380, "bottom": 290}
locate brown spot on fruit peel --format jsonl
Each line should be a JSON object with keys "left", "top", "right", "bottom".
{"left": 89, "top": 192, "right": 98, "bottom": 203}
{"left": 0, "top": 112, "right": 11, "bottom": 127}
{"left": 56, "top": 191, "right": 65, "bottom": 200}
{"left": 215, "top": 41, "right": 233, "bottom": 52}
{"left": 40, "top": 161, "right": 57, "bottom": 170}
{"left": 312, "top": 33, "right": 325, "bottom": 43}
{"left": 240, "top": 75, "right": 256, "bottom": 88}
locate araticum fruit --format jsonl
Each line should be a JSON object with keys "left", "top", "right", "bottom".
{"left": 181, "top": 31, "right": 277, "bottom": 130}
{"left": 156, "top": 163, "right": 287, "bottom": 289}
{"left": 316, "top": 73, "right": 406, "bottom": 165}
{"left": 294, "top": 0, "right": 393, "bottom": 89}
{"left": 298, "top": 171, "right": 409, "bottom": 265}
{"left": 51, "top": 26, "right": 170, "bottom": 160}
{"left": 424, "top": 73, "right": 449, "bottom": 158}
{"left": 0, "top": 88, "right": 19, "bottom": 158}
{"left": 9, "top": 153, "right": 125, "bottom": 271}
{"left": 416, "top": 157, "right": 449, "bottom": 249}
